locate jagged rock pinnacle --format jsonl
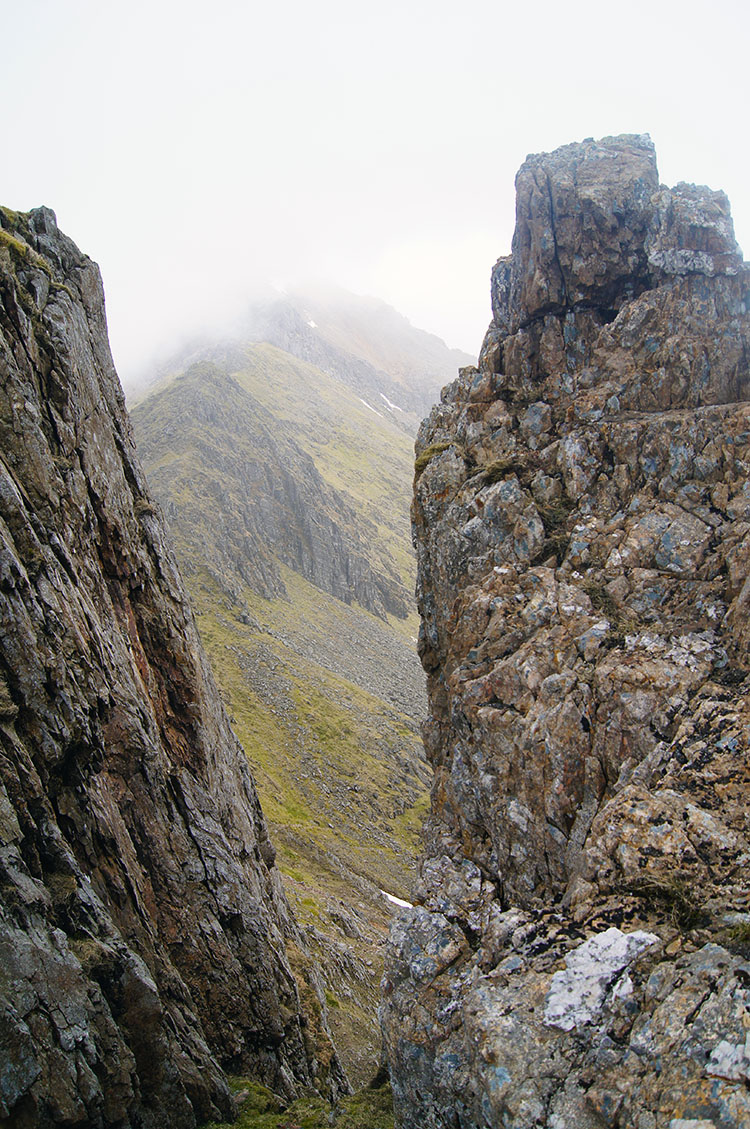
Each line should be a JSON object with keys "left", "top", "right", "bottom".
{"left": 382, "top": 135, "right": 750, "bottom": 1128}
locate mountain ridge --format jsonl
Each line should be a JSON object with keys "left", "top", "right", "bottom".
{"left": 241, "top": 284, "right": 474, "bottom": 427}
{"left": 134, "top": 352, "right": 410, "bottom": 620}
{"left": 128, "top": 284, "right": 473, "bottom": 432}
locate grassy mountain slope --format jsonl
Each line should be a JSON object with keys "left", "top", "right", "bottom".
{"left": 131, "top": 340, "right": 432, "bottom": 1082}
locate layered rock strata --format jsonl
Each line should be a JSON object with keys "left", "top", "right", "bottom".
{"left": 0, "top": 207, "right": 346, "bottom": 1126}
{"left": 382, "top": 135, "right": 750, "bottom": 1127}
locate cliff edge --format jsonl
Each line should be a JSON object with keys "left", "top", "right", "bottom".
{"left": 0, "top": 206, "right": 346, "bottom": 1126}
{"left": 382, "top": 135, "right": 750, "bottom": 1127}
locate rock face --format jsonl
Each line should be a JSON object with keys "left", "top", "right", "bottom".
{"left": 382, "top": 136, "right": 750, "bottom": 1127}
{"left": 0, "top": 207, "right": 346, "bottom": 1127}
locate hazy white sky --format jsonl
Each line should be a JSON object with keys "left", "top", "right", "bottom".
{"left": 4, "top": 0, "right": 749, "bottom": 386}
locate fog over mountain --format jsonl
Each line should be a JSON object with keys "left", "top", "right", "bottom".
{"left": 127, "top": 283, "right": 474, "bottom": 421}
{"left": 2, "top": 2, "right": 748, "bottom": 387}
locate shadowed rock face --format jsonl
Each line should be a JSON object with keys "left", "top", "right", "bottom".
{"left": 0, "top": 207, "right": 347, "bottom": 1126}
{"left": 382, "top": 136, "right": 750, "bottom": 1127}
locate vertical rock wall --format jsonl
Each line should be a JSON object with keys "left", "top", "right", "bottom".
{"left": 0, "top": 206, "right": 346, "bottom": 1127}
{"left": 382, "top": 136, "right": 750, "bottom": 1127}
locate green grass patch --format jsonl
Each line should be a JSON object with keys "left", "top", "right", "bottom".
{"left": 202, "top": 1080, "right": 394, "bottom": 1129}
{"left": 185, "top": 566, "right": 427, "bottom": 889}
{"left": 414, "top": 442, "right": 453, "bottom": 479}
{"left": 279, "top": 865, "right": 306, "bottom": 885}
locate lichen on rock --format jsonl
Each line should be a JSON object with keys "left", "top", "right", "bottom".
{"left": 382, "top": 135, "right": 750, "bottom": 1128}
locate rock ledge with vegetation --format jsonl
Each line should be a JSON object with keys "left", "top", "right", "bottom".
{"left": 382, "top": 135, "right": 750, "bottom": 1128}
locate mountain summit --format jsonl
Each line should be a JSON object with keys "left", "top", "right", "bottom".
{"left": 242, "top": 283, "right": 474, "bottom": 430}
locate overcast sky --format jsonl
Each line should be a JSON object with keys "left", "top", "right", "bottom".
{"left": 4, "top": 0, "right": 749, "bottom": 387}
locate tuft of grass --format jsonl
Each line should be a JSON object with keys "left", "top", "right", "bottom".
{"left": 583, "top": 581, "right": 622, "bottom": 622}
{"left": 583, "top": 579, "right": 640, "bottom": 643}
{"left": 0, "top": 227, "right": 31, "bottom": 260}
{"left": 414, "top": 442, "right": 454, "bottom": 479}
{"left": 482, "top": 457, "right": 528, "bottom": 485}
{"left": 718, "top": 922, "right": 750, "bottom": 958}
{"left": 628, "top": 874, "right": 707, "bottom": 931}
{"left": 202, "top": 1079, "right": 394, "bottom": 1129}
{"left": 525, "top": 494, "right": 575, "bottom": 565}
{"left": 537, "top": 497, "right": 574, "bottom": 530}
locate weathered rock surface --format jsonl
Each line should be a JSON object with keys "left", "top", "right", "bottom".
{"left": 0, "top": 206, "right": 346, "bottom": 1126}
{"left": 382, "top": 135, "right": 750, "bottom": 1127}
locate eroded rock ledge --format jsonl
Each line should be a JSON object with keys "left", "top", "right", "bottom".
{"left": 0, "top": 207, "right": 347, "bottom": 1126}
{"left": 382, "top": 135, "right": 750, "bottom": 1127}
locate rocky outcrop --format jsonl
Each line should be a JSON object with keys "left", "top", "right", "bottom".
{"left": 0, "top": 206, "right": 347, "bottom": 1126}
{"left": 382, "top": 136, "right": 750, "bottom": 1127}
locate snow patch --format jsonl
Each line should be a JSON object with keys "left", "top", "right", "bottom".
{"left": 379, "top": 392, "right": 405, "bottom": 413}
{"left": 544, "top": 927, "right": 659, "bottom": 1031}
{"left": 381, "top": 890, "right": 413, "bottom": 909}
{"left": 358, "top": 398, "right": 384, "bottom": 418}
{"left": 306, "top": 319, "right": 317, "bottom": 328}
